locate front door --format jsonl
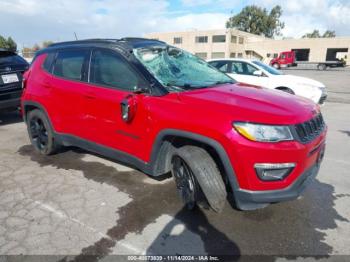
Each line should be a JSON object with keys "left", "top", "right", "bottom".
{"left": 229, "top": 61, "right": 268, "bottom": 88}
{"left": 82, "top": 48, "right": 151, "bottom": 160}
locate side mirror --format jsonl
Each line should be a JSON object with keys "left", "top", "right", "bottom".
{"left": 133, "top": 85, "right": 149, "bottom": 94}
{"left": 120, "top": 94, "right": 137, "bottom": 123}
{"left": 253, "top": 70, "right": 263, "bottom": 77}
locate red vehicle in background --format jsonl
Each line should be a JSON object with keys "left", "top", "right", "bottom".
{"left": 270, "top": 51, "right": 296, "bottom": 69}
{"left": 270, "top": 50, "right": 346, "bottom": 70}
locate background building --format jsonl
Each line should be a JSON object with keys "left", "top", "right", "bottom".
{"left": 145, "top": 29, "right": 350, "bottom": 65}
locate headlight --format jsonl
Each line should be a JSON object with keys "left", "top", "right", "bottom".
{"left": 233, "top": 122, "right": 293, "bottom": 142}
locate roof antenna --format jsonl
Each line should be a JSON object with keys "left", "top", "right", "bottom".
{"left": 74, "top": 32, "right": 78, "bottom": 40}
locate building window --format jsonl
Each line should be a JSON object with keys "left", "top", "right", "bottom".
{"left": 231, "top": 35, "right": 237, "bottom": 43}
{"left": 173, "top": 37, "right": 182, "bottom": 44}
{"left": 195, "top": 52, "right": 207, "bottom": 60}
{"left": 195, "top": 36, "right": 208, "bottom": 43}
{"left": 237, "top": 53, "right": 243, "bottom": 58}
{"left": 230, "top": 53, "right": 236, "bottom": 58}
{"left": 211, "top": 52, "right": 225, "bottom": 59}
{"left": 212, "top": 35, "right": 226, "bottom": 43}
{"left": 238, "top": 37, "right": 244, "bottom": 44}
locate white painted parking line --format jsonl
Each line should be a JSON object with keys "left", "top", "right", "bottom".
{"left": 33, "top": 199, "right": 145, "bottom": 255}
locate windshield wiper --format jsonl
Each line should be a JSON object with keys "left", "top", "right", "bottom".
{"left": 166, "top": 82, "right": 193, "bottom": 90}
{"left": 214, "top": 80, "right": 234, "bottom": 85}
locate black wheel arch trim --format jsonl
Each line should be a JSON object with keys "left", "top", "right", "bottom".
{"left": 150, "top": 129, "right": 241, "bottom": 189}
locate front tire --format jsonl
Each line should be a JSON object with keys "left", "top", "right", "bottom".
{"left": 27, "top": 109, "right": 59, "bottom": 155}
{"left": 272, "top": 63, "right": 280, "bottom": 69}
{"left": 171, "top": 146, "right": 227, "bottom": 212}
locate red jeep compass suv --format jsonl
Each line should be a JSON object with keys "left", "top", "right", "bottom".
{"left": 21, "top": 38, "right": 327, "bottom": 212}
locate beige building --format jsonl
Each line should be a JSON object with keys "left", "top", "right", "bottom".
{"left": 145, "top": 29, "right": 350, "bottom": 65}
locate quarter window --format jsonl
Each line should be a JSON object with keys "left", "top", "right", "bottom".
{"left": 90, "top": 49, "right": 140, "bottom": 91}
{"left": 53, "top": 50, "right": 89, "bottom": 81}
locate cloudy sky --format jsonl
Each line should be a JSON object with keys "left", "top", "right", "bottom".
{"left": 1, "top": 0, "right": 349, "bottom": 47}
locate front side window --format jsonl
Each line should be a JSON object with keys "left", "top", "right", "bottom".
{"left": 231, "top": 61, "right": 258, "bottom": 75}
{"left": 53, "top": 50, "right": 88, "bottom": 81}
{"left": 90, "top": 49, "right": 140, "bottom": 91}
{"left": 134, "top": 46, "right": 234, "bottom": 91}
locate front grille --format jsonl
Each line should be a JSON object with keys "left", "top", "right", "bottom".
{"left": 294, "top": 114, "right": 325, "bottom": 143}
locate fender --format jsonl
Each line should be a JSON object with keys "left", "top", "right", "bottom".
{"left": 150, "top": 129, "right": 240, "bottom": 192}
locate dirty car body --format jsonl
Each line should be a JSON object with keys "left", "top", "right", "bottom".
{"left": 21, "top": 38, "right": 327, "bottom": 212}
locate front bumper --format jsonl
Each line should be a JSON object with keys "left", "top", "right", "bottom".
{"left": 234, "top": 162, "right": 321, "bottom": 210}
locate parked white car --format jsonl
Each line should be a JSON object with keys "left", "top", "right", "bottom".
{"left": 208, "top": 58, "right": 327, "bottom": 104}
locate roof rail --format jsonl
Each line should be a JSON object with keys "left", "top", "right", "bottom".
{"left": 48, "top": 39, "right": 120, "bottom": 48}
{"left": 120, "top": 37, "right": 165, "bottom": 44}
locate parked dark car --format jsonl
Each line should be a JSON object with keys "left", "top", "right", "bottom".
{"left": 0, "top": 49, "right": 29, "bottom": 111}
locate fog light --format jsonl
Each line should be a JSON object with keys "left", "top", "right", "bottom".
{"left": 254, "top": 163, "right": 296, "bottom": 181}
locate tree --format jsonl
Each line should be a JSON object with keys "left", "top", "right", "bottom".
{"left": 322, "top": 30, "right": 336, "bottom": 38}
{"left": 302, "top": 30, "right": 336, "bottom": 38}
{"left": 226, "top": 5, "right": 285, "bottom": 38}
{"left": 0, "top": 35, "right": 17, "bottom": 52}
{"left": 21, "top": 41, "right": 54, "bottom": 58}
{"left": 42, "top": 40, "right": 54, "bottom": 48}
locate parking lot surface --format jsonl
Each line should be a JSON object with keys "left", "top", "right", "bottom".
{"left": 0, "top": 71, "right": 350, "bottom": 261}
{"left": 282, "top": 67, "right": 350, "bottom": 104}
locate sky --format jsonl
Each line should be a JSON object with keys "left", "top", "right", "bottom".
{"left": 0, "top": 0, "right": 350, "bottom": 48}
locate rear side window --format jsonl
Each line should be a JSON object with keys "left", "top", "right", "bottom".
{"left": 53, "top": 50, "right": 89, "bottom": 81}
{"left": 209, "top": 61, "right": 230, "bottom": 73}
{"left": 90, "top": 49, "right": 139, "bottom": 91}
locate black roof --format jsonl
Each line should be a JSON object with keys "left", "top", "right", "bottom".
{"left": 44, "top": 38, "right": 166, "bottom": 53}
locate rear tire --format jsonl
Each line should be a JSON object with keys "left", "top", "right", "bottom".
{"left": 317, "top": 64, "right": 327, "bottom": 70}
{"left": 171, "top": 146, "right": 227, "bottom": 212}
{"left": 27, "top": 109, "right": 59, "bottom": 155}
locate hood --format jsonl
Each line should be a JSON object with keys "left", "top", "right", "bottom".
{"left": 178, "top": 83, "right": 319, "bottom": 125}
{"left": 274, "top": 74, "right": 325, "bottom": 88}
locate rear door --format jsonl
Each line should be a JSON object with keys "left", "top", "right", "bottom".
{"left": 82, "top": 48, "right": 151, "bottom": 159}
{"left": 49, "top": 48, "right": 91, "bottom": 136}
